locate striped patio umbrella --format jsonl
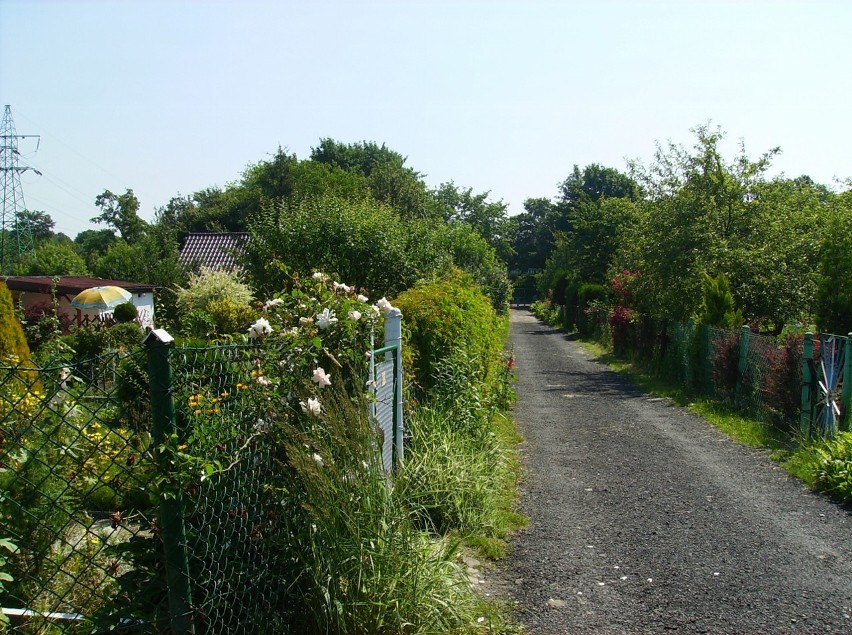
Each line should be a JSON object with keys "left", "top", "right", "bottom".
{"left": 70, "top": 286, "right": 132, "bottom": 310}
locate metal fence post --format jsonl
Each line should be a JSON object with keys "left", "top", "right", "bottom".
{"left": 842, "top": 333, "right": 852, "bottom": 431}
{"left": 735, "top": 325, "right": 750, "bottom": 407}
{"left": 145, "top": 329, "right": 194, "bottom": 635}
{"left": 384, "top": 308, "right": 404, "bottom": 467}
{"left": 800, "top": 332, "right": 815, "bottom": 437}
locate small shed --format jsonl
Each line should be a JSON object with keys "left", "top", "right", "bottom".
{"left": 3, "top": 276, "right": 157, "bottom": 329}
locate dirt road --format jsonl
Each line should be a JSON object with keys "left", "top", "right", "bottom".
{"left": 496, "top": 310, "right": 852, "bottom": 634}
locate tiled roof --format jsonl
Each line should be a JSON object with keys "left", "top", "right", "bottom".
{"left": 3, "top": 276, "right": 157, "bottom": 296}
{"left": 179, "top": 232, "right": 250, "bottom": 272}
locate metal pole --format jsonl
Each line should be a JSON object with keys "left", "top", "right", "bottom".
{"left": 145, "top": 329, "right": 194, "bottom": 634}
{"left": 383, "top": 308, "right": 404, "bottom": 467}
{"left": 842, "top": 333, "right": 852, "bottom": 431}
{"left": 800, "top": 333, "right": 814, "bottom": 438}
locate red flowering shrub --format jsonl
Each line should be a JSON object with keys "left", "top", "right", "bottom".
{"left": 762, "top": 335, "right": 804, "bottom": 431}
{"left": 711, "top": 332, "right": 740, "bottom": 401}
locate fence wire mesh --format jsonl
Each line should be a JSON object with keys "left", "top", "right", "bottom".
{"left": 1, "top": 349, "right": 160, "bottom": 634}
{"left": 586, "top": 312, "right": 851, "bottom": 436}
{"left": 3, "top": 323, "right": 398, "bottom": 634}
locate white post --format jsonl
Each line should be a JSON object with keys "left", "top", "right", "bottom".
{"left": 384, "top": 308, "right": 404, "bottom": 465}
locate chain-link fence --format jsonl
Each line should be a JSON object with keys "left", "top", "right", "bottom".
{"left": 2, "top": 317, "right": 403, "bottom": 634}
{"left": 1, "top": 348, "right": 161, "bottom": 634}
{"left": 581, "top": 313, "right": 851, "bottom": 437}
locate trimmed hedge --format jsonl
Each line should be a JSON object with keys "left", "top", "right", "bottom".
{"left": 393, "top": 268, "right": 508, "bottom": 397}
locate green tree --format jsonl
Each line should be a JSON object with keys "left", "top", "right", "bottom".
{"left": 245, "top": 194, "right": 450, "bottom": 299}
{"left": 12, "top": 242, "right": 88, "bottom": 276}
{"left": 509, "top": 197, "right": 558, "bottom": 273}
{"left": 616, "top": 124, "right": 781, "bottom": 321}
{"left": 74, "top": 228, "right": 118, "bottom": 269}
{"left": 310, "top": 139, "right": 435, "bottom": 219}
{"left": 558, "top": 163, "right": 638, "bottom": 207}
{"left": 13, "top": 210, "right": 55, "bottom": 244}
{"left": 92, "top": 189, "right": 149, "bottom": 243}
{"left": 815, "top": 192, "right": 852, "bottom": 335}
{"left": 430, "top": 182, "right": 514, "bottom": 262}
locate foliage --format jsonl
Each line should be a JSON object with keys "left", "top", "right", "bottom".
{"left": 393, "top": 269, "right": 507, "bottom": 397}
{"left": 12, "top": 240, "right": 89, "bottom": 276}
{"left": 509, "top": 197, "right": 558, "bottom": 273}
{"left": 92, "top": 188, "right": 149, "bottom": 243}
{"left": 13, "top": 209, "right": 55, "bottom": 244}
{"left": 74, "top": 228, "right": 118, "bottom": 269}
{"left": 697, "top": 272, "right": 743, "bottom": 328}
{"left": 112, "top": 301, "right": 138, "bottom": 323}
{"left": 812, "top": 432, "right": 852, "bottom": 503}
{"left": 0, "top": 282, "right": 33, "bottom": 364}
{"left": 310, "top": 138, "right": 437, "bottom": 221}
{"left": 762, "top": 334, "right": 804, "bottom": 431}
{"left": 202, "top": 296, "right": 258, "bottom": 336}
{"left": 815, "top": 196, "right": 852, "bottom": 335}
{"left": 431, "top": 181, "right": 514, "bottom": 262}
{"left": 245, "top": 194, "right": 450, "bottom": 300}
{"left": 175, "top": 266, "right": 254, "bottom": 317}
{"left": 576, "top": 283, "right": 607, "bottom": 335}
{"left": 438, "top": 222, "right": 512, "bottom": 313}
{"left": 710, "top": 332, "right": 741, "bottom": 401}
{"left": 0, "top": 537, "right": 17, "bottom": 629}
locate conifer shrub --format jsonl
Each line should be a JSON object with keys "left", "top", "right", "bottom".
{"left": 0, "top": 282, "right": 32, "bottom": 364}
{"left": 698, "top": 273, "right": 743, "bottom": 329}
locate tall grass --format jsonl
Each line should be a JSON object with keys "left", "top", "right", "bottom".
{"left": 270, "top": 390, "right": 491, "bottom": 634}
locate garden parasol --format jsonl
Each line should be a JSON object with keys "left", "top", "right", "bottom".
{"left": 70, "top": 286, "right": 132, "bottom": 310}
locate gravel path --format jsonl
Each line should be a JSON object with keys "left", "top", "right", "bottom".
{"left": 493, "top": 310, "right": 852, "bottom": 635}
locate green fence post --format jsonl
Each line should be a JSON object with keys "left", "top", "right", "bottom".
{"left": 842, "top": 333, "right": 852, "bottom": 431}
{"left": 735, "top": 326, "right": 750, "bottom": 407}
{"left": 701, "top": 324, "right": 712, "bottom": 396}
{"left": 145, "top": 329, "right": 194, "bottom": 635}
{"left": 800, "top": 332, "right": 814, "bottom": 437}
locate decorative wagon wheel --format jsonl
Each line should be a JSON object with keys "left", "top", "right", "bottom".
{"left": 815, "top": 335, "right": 844, "bottom": 436}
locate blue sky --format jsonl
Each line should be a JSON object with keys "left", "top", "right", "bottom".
{"left": 1, "top": 0, "right": 850, "bottom": 238}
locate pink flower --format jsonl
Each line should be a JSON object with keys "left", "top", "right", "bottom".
{"left": 312, "top": 366, "right": 332, "bottom": 388}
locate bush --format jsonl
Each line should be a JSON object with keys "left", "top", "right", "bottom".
{"left": 711, "top": 331, "right": 741, "bottom": 401}
{"left": 698, "top": 273, "right": 743, "bottom": 328}
{"left": 112, "top": 301, "right": 138, "bottom": 323}
{"left": 813, "top": 432, "right": 852, "bottom": 503}
{"left": 245, "top": 194, "right": 451, "bottom": 301}
{"left": 204, "top": 297, "right": 257, "bottom": 335}
{"left": 762, "top": 334, "right": 804, "bottom": 431}
{"left": 577, "top": 283, "right": 607, "bottom": 335}
{"left": 176, "top": 266, "right": 254, "bottom": 316}
{"left": 393, "top": 269, "right": 507, "bottom": 397}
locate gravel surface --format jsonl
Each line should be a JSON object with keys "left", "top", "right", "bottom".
{"left": 492, "top": 310, "right": 852, "bottom": 635}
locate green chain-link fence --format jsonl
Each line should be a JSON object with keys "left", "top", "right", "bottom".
{"left": 2, "top": 322, "right": 401, "bottom": 634}
{"left": 583, "top": 313, "right": 851, "bottom": 437}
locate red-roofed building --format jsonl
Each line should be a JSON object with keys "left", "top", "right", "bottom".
{"left": 3, "top": 276, "right": 157, "bottom": 329}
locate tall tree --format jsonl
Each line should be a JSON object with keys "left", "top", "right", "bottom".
{"left": 92, "top": 189, "right": 148, "bottom": 243}
{"left": 430, "top": 182, "right": 514, "bottom": 262}
{"left": 310, "top": 139, "right": 435, "bottom": 219}
{"left": 614, "top": 123, "right": 818, "bottom": 326}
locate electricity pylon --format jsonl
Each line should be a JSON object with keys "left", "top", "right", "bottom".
{"left": 1, "top": 105, "right": 41, "bottom": 272}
